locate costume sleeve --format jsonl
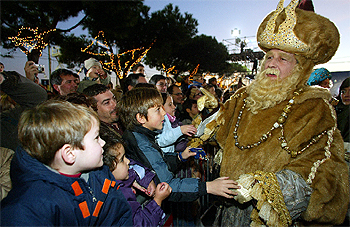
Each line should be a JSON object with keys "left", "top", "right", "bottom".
{"left": 132, "top": 199, "right": 165, "bottom": 227}
{"left": 275, "top": 169, "right": 312, "bottom": 220}
{"left": 156, "top": 115, "right": 183, "bottom": 147}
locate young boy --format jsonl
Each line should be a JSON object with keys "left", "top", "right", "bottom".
{"left": 0, "top": 100, "right": 132, "bottom": 226}
{"left": 118, "top": 87, "right": 239, "bottom": 203}
{"left": 181, "top": 98, "right": 201, "bottom": 125}
{"left": 100, "top": 130, "right": 171, "bottom": 226}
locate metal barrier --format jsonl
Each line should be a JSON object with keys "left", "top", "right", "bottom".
{"left": 167, "top": 143, "right": 220, "bottom": 227}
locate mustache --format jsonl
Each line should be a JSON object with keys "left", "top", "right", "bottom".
{"left": 263, "top": 68, "right": 281, "bottom": 77}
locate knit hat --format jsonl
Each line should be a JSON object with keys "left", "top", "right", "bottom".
{"left": 84, "top": 58, "right": 102, "bottom": 72}
{"left": 257, "top": 0, "right": 339, "bottom": 65}
{"left": 307, "top": 68, "right": 332, "bottom": 86}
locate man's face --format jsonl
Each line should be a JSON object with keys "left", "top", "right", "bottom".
{"left": 171, "top": 86, "right": 184, "bottom": 105}
{"left": 341, "top": 87, "right": 350, "bottom": 105}
{"left": 155, "top": 79, "right": 167, "bottom": 93}
{"left": 319, "top": 78, "right": 331, "bottom": 89}
{"left": 264, "top": 49, "right": 297, "bottom": 80}
{"left": 0, "top": 64, "right": 4, "bottom": 72}
{"left": 55, "top": 74, "right": 79, "bottom": 96}
{"left": 94, "top": 90, "right": 118, "bottom": 124}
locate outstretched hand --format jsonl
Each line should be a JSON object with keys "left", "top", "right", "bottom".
{"left": 180, "top": 147, "right": 197, "bottom": 160}
{"left": 180, "top": 124, "right": 197, "bottom": 136}
{"left": 206, "top": 176, "right": 240, "bottom": 199}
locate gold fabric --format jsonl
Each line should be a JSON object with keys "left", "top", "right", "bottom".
{"left": 257, "top": 0, "right": 340, "bottom": 65}
{"left": 215, "top": 86, "right": 349, "bottom": 225}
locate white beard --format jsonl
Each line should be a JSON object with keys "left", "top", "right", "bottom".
{"left": 246, "top": 67, "right": 299, "bottom": 114}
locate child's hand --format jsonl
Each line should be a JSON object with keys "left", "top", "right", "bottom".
{"left": 179, "top": 147, "right": 197, "bottom": 161}
{"left": 154, "top": 182, "right": 172, "bottom": 206}
{"left": 206, "top": 177, "right": 240, "bottom": 199}
{"left": 132, "top": 181, "right": 147, "bottom": 194}
{"left": 96, "top": 68, "right": 107, "bottom": 79}
{"left": 146, "top": 180, "right": 156, "bottom": 197}
{"left": 180, "top": 125, "right": 197, "bottom": 136}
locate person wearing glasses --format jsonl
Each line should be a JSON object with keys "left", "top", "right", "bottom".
{"left": 335, "top": 77, "right": 350, "bottom": 144}
{"left": 149, "top": 74, "right": 167, "bottom": 93}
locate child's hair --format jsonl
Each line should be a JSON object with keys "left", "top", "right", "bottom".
{"left": 183, "top": 98, "right": 197, "bottom": 111}
{"left": 117, "top": 87, "right": 163, "bottom": 129}
{"left": 100, "top": 128, "right": 125, "bottom": 172}
{"left": 161, "top": 92, "right": 171, "bottom": 105}
{"left": 18, "top": 100, "right": 99, "bottom": 166}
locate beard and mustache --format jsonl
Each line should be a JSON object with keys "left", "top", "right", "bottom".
{"left": 246, "top": 67, "right": 300, "bottom": 114}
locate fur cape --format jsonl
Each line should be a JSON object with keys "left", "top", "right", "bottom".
{"left": 215, "top": 86, "right": 349, "bottom": 225}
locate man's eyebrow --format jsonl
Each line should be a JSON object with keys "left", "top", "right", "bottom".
{"left": 101, "top": 98, "right": 111, "bottom": 104}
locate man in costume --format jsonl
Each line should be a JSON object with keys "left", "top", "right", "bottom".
{"left": 193, "top": 0, "right": 349, "bottom": 225}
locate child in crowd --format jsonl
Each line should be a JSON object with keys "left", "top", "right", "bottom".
{"left": 118, "top": 87, "right": 239, "bottom": 203}
{"left": 100, "top": 130, "right": 171, "bottom": 226}
{"left": 0, "top": 100, "right": 132, "bottom": 226}
{"left": 181, "top": 98, "right": 201, "bottom": 125}
{"left": 157, "top": 92, "right": 197, "bottom": 153}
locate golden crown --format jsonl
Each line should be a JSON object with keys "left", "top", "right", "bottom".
{"left": 257, "top": 0, "right": 310, "bottom": 54}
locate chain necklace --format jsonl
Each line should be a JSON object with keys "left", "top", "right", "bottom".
{"left": 233, "top": 88, "right": 324, "bottom": 157}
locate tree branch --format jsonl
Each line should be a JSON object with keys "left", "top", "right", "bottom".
{"left": 56, "top": 15, "right": 88, "bottom": 33}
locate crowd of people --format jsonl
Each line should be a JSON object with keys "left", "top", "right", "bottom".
{"left": 1, "top": 0, "right": 349, "bottom": 226}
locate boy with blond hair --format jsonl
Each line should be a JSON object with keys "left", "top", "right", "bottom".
{"left": 118, "top": 87, "right": 239, "bottom": 203}
{"left": 1, "top": 100, "right": 132, "bottom": 226}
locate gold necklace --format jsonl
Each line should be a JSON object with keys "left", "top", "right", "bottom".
{"left": 233, "top": 88, "right": 324, "bottom": 157}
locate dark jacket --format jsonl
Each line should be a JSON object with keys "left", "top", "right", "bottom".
{"left": 336, "top": 102, "right": 350, "bottom": 142}
{"left": 122, "top": 125, "right": 207, "bottom": 202}
{"left": 1, "top": 146, "right": 132, "bottom": 226}
{"left": 1, "top": 72, "right": 47, "bottom": 151}
{"left": 119, "top": 160, "right": 165, "bottom": 226}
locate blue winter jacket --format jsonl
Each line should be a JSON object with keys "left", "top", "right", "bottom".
{"left": 122, "top": 125, "right": 207, "bottom": 202}
{"left": 0, "top": 146, "right": 133, "bottom": 226}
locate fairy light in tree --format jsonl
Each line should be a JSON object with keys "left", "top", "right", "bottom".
{"left": 81, "top": 30, "right": 154, "bottom": 79}
{"left": 162, "top": 64, "right": 176, "bottom": 76}
{"left": 8, "top": 26, "right": 56, "bottom": 56}
{"left": 190, "top": 64, "right": 200, "bottom": 77}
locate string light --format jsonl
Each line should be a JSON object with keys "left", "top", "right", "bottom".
{"left": 8, "top": 26, "right": 56, "bottom": 56}
{"left": 189, "top": 64, "right": 200, "bottom": 80}
{"left": 162, "top": 64, "right": 176, "bottom": 76}
{"left": 81, "top": 30, "right": 154, "bottom": 79}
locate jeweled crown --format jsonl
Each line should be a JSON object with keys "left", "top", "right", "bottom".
{"left": 258, "top": 0, "right": 309, "bottom": 54}
{"left": 257, "top": 0, "right": 340, "bottom": 65}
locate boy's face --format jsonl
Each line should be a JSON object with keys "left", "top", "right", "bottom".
{"left": 143, "top": 105, "right": 166, "bottom": 131}
{"left": 111, "top": 145, "right": 130, "bottom": 181}
{"left": 87, "top": 65, "right": 102, "bottom": 79}
{"left": 187, "top": 103, "right": 199, "bottom": 117}
{"left": 76, "top": 119, "right": 105, "bottom": 170}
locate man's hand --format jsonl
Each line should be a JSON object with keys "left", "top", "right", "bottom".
{"left": 24, "top": 61, "right": 38, "bottom": 81}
